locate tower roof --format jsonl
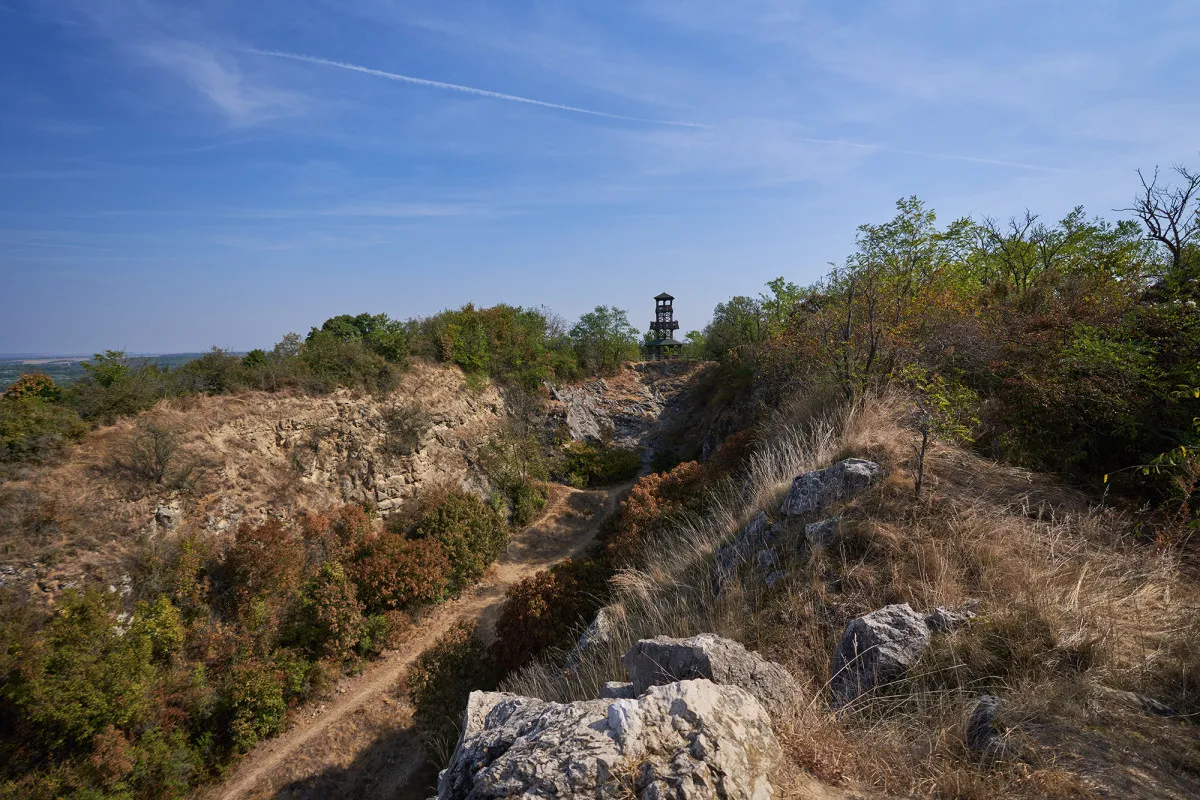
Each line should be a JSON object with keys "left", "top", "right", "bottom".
{"left": 654, "top": 292, "right": 674, "bottom": 301}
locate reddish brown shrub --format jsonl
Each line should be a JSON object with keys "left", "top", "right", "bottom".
{"left": 301, "top": 504, "right": 374, "bottom": 564}
{"left": 222, "top": 519, "right": 304, "bottom": 606}
{"left": 490, "top": 558, "right": 612, "bottom": 672}
{"left": 3, "top": 372, "right": 61, "bottom": 401}
{"left": 606, "top": 461, "right": 709, "bottom": 564}
{"left": 349, "top": 534, "right": 451, "bottom": 614}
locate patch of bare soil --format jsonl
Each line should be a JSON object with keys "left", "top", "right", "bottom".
{"left": 204, "top": 481, "right": 629, "bottom": 800}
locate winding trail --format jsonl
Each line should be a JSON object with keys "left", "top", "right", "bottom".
{"left": 206, "top": 481, "right": 629, "bottom": 800}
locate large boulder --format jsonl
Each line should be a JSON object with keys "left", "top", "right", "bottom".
{"left": 437, "top": 679, "right": 780, "bottom": 799}
{"left": 830, "top": 603, "right": 931, "bottom": 708}
{"left": 780, "top": 459, "right": 883, "bottom": 517}
{"left": 623, "top": 633, "right": 798, "bottom": 717}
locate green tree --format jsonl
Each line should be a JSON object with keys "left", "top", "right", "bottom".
{"left": 570, "top": 306, "right": 639, "bottom": 374}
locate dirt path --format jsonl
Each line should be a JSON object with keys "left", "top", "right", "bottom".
{"left": 207, "top": 482, "right": 628, "bottom": 800}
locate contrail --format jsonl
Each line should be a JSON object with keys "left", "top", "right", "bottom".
{"left": 252, "top": 49, "right": 709, "bottom": 129}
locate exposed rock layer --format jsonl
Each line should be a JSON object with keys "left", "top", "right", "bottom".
{"left": 438, "top": 679, "right": 780, "bottom": 800}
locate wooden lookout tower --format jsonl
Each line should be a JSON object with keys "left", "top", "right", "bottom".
{"left": 646, "top": 292, "right": 682, "bottom": 360}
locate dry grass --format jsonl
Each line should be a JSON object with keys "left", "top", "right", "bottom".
{"left": 504, "top": 391, "right": 1200, "bottom": 799}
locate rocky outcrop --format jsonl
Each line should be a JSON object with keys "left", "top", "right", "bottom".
{"left": 548, "top": 361, "right": 704, "bottom": 454}
{"left": 829, "top": 602, "right": 980, "bottom": 708}
{"left": 437, "top": 679, "right": 780, "bottom": 800}
{"left": 830, "top": 603, "right": 931, "bottom": 708}
{"left": 623, "top": 633, "right": 798, "bottom": 717}
{"left": 780, "top": 459, "right": 883, "bottom": 517}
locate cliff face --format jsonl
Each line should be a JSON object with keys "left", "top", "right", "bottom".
{"left": 548, "top": 360, "right": 709, "bottom": 461}
{"left": 0, "top": 362, "right": 505, "bottom": 600}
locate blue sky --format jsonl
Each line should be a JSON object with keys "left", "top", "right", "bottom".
{"left": 1, "top": 0, "right": 1197, "bottom": 354}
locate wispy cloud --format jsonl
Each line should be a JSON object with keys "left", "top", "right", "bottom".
{"left": 140, "top": 42, "right": 302, "bottom": 125}
{"left": 251, "top": 49, "right": 710, "bottom": 129}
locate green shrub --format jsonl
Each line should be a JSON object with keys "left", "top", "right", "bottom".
{"left": 9, "top": 589, "right": 156, "bottom": 756}
{"left": 407, "top": 622, "right": 498, "bottom": 761}
{"left": 348, "top": 534, "right": 450, "bottom": 614}
{"left": 410, "top": 490, "right": 507, "bottom": 592}
{"left": 508, "top": 481, "right": 549, "bottom": 527}
{"left": 0, "top": 395, "right": 86, "bottom": 463}
{"left": 555, "top": 442, "right": 642, "bottom": 488}
{"left": 298, "top": 331, "right": 397, "bottom": 395}
{"left": 355, "top": 614, "right": 393, "bottom": 659}
{"left": 490, "top": 558, "right": 612, "bottom": 672}
{"left": 130, "top": 595, "right": 185, "bottom": 663}
{"left": 173, "top": 348, "right": 248, "bottom": 395}
{"left": 289, "top": 562, "right": 366, "bottom": 662}
{"left": 70, "top": 351, "right": 169, "bottom": 424}
{"left": 222, "top": 660, "right": 286, "bottom": 754}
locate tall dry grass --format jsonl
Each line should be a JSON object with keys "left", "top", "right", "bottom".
{"left": 504, "top": 390, "right": 1200, "bottom": 799}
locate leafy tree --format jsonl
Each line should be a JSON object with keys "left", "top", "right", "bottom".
{"left": 311, "top": 313, "right": 412, "bottom": 363}
{"left": 81, "top": 350, "right": 133, "bottom": 388}
{"left": 570, "top": 306, "right": 639, "bottom": 375}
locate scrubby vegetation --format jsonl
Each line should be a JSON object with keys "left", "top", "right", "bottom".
{"left": 693, "top": 167, "right": 1200, "bottom": 531}
{"left": 407, "top": 622, "right": 500, "bottom": 765}
{"left": 0, "top": 302, "right": 643, "bottom": 475}
{"left": 487, "top": 164, "right": 1200, "bottom": 797}
{"left": 3, "top": 161, "right": 1199, "bottom": 798}
{"left": 554, "top": 441, "right": 642, "bottom": 488}
{"left": 0, "top": 486, "right": 521, "bottom": 798}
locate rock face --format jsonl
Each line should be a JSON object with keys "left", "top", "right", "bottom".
{"left": 600, "top": 681, "right": 637, "bottom": 699}
{"left": 780, "top": 459, "right": 883, "bottom": 517}
{"left": 623, "top": 634, "right": 798, "bottom": 717}
{"left": 547, "top": 361, "right": 703, "bottom": 453}
{"left": 154, "top": 500, "right": 183, "bottom": 531}
{"left": 830, "top": 603, "right": 931, "bottom": 708}
{"left": 437, "top": 679, "right": 780, "bottom": 800}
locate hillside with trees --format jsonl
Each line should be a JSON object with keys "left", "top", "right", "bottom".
{"left": 0, "top": 162, "right": 1198, "bottom": 799}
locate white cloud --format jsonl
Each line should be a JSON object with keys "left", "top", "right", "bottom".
{"left": 140, "top": 42, "right": 302, "bottom": 125}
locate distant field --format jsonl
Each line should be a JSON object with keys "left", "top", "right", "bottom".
{"left": 0, "top": 353, "right": 214, "bottom": 388}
